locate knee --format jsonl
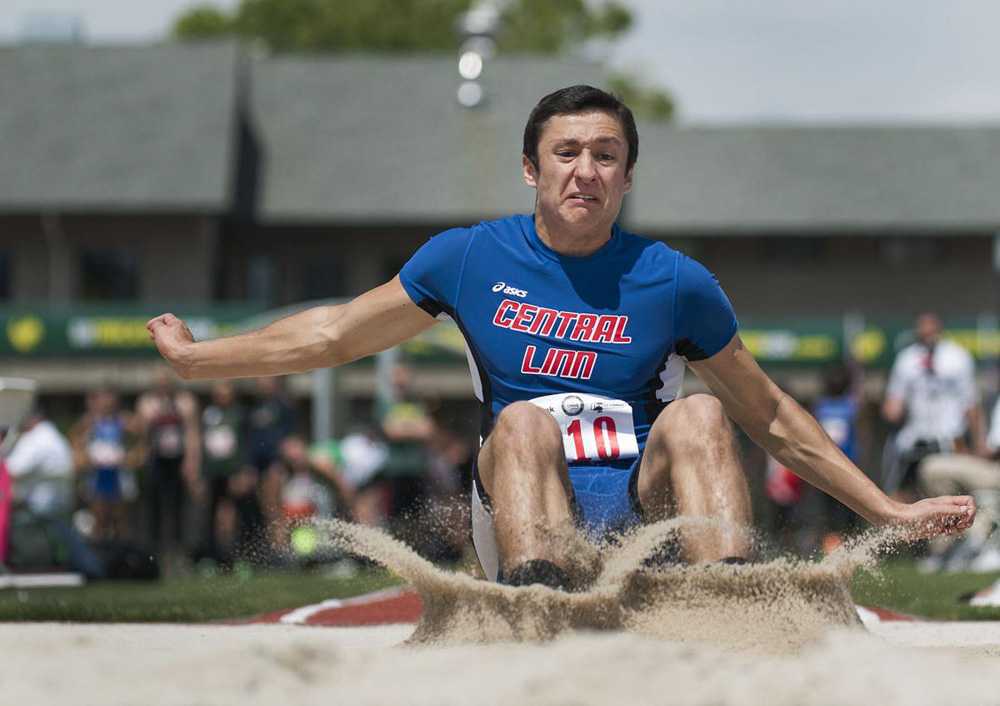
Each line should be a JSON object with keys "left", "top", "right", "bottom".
{"left": 918, "top": 453, "right": 948, "bottom": 476}
{"left": 650, "top": 394, "right": 731, "bottom": 453}
{"left": 677, "top": 394, "right": 729, "bottom": 435}
{"left": 680, "top": 393, "right": 727, "bottom": 424}
{"left": 493, "top": 401, "right": 562, "bottom": 447}
{"left": 481, "top": 402, "right": 565, "bottom": 492}
{"left": 491, "top": 401, "right": 566, "bottom": 463}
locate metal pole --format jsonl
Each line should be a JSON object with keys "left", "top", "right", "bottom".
{"left": 375, "top": 346, "right": 400, "bottom": 410}
{"left": 0, "top": 377, "right": 37, "bottom": 457}
{"left": 977, "top": 310, "right": 999, "bottom": 397}
{"left": 311, "top": 367, "right": 334, "bottom": 443}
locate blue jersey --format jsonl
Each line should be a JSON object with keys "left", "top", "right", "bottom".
{"left": 399, "top": 214, "right": 737, "bottom": 466}
{"left": 814, "top": 396, "right": 858, "bottom": 463}
{"left": 89, "top": 416, "right": 127, "bottom": 472}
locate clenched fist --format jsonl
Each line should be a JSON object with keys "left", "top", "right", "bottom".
{"left": 146, "top": 313, "right": 195, "bottom": 377}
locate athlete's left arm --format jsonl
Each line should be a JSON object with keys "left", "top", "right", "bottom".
{"left": 688, "top": 334, "right": 976, "bottom": 538}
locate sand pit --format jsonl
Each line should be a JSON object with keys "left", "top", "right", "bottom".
{"left": 6, "top": 520, "right": 1000, "bottom": 705}
{"left": 4, "top": 620, "right": 1000, "bottom": 706}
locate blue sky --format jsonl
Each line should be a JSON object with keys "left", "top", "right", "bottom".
{"left": 2, "top": 0, "right": 999, "bottom": 124}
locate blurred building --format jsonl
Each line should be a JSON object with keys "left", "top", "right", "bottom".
{"left": 1, "top": 42, "right": 997, "bottom": 433}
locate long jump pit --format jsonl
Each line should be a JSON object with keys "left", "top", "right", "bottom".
{"left": 5, "top": 521, "right": 1000, "bottom": 706}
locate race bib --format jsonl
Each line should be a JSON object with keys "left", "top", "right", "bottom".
{"left": 205, "top": 426, "right": 237, "bottom": 459}
{"left": 154, "top": 426, "right": 183, "bottom": 458}
{"left": 820, "top": 418, "right": 849, "bottom": 446}
{"left": 529, "top": 393, "right": 639, "bottom": 463}
{"left": 88, "top": 439, "right": 125, "bottom": 468}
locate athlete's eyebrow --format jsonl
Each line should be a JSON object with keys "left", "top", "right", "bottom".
{"left": 551, "top": 136, "right": 623, "bottom": 149}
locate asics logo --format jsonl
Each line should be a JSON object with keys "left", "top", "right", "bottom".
{"left": 492, "top": 282, "right": 528, "bottom": 298}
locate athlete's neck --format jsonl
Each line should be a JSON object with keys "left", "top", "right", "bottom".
{"left": 534, "top": 212, "right": 613, "bottom": 257}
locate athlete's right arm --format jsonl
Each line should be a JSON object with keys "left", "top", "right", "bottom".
{"left": 146, "top": 276, "right": 437, "bottom": 380}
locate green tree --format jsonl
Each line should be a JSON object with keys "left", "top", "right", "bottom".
{"left": 233, "top": 0, "right": 470, "bottom": 53}
{"left": 496, "top": 0, "right": 631, "bottom": 54}
{"left": 172, "top": 5, "right": 233, "bottom": 39}
{"left": 173, "top": 0, "right": 672, "bottom": 120}
{"left": 608, "top": 73, "right": 675, "bottom": 123}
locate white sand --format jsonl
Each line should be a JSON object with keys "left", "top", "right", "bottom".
{"left": 4, "top": 620, "right": 1000, "bottom": 706}
{"left": 9, "top": 522, "right": 997, "bottom": 706}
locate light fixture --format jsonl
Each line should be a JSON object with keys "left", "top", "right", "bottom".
{"left": 458, "top": 51, "right": 483, "bottom": 80}
{"left": 457, "top": 81, "right": 484, "bottom": 108}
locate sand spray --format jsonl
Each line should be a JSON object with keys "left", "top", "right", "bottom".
{"left": 313, "top": 514, "right": 916, "bottom": 651}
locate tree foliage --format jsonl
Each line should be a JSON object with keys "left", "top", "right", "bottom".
{"left": 172, "top": 5, "right": 233, "bottom": 39}
{"left": 495, "top": 0, "right": 631, "bottom": 54}
{"left": 608, "top": 73, "right": 675, "bottom": 123}
{"left": 172, "top": 0, "right": 672, "bottom": 120}
{"left": 235, "top": 0, "right": 469, "bottom": 53}
{"left": 172, "top": 0, "right": 633, "bottom": 53}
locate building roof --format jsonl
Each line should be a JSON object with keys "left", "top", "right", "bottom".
{"left": 252, "top": 54, "right": 1000, "bottom": 232}
{"left": 629, "top": 125, "right": 1000, "bottom": 234}
{"left": 250, "top": 55, "right": 607, "bottom": 223}
{"left": 2, "top": 43, "right": 1000, "bottom": 233}
{"left": 0, "top": 42, "right": 238, "bottom": 213}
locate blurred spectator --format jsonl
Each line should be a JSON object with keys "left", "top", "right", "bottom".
{"left": 335, "top": 426, "right": 388, "bottom": 526}
{"left": 375, "top": 364, "right": 433, "bottom": 525}
{"left": 7, "top": 408, "right": 73, "bottom": 524}
{"left": 815, "top": 364, "right": 860, "bottom": 466}
{"left": 247, "top": 376, "right": 297, "bottom": 539}
{"left": 308, "top": 436, "right": 357, "bottom": 519}
{"left": 69, "top": 388, "right": 136, "bottom": 541}
{"left": 0, "top": 456, "right": 9, "bottom": 568}
{"left": 764, "top": 454, "right": 805, "bottom": 553}
{"left": 198, "top": 381, "right": 259, "bottom": 566}
{"left": 918, "top": 395, "right": 1000, "bottom": 572}
{"left": 881, "top": 313, "right": 985, "bottom": 501}
{"left": 246, "top": 377, "right": 297, "bottom": 472}
{"left": 426, "top": 412, "right": 474, "bottom": 502}
{"left": 807, "top": 363, "right": 863, "bottom": 552}
{"left": 269, "top": 434, "right": 354, "bottom": 558}
{"left": 278, "top": 435, "right": 351, "bottom": 520}
{"left": 136, "top": 368, "right": 201, "bottom": 565}
{"left": 1, "top": 423, "right": 14, "bottom": 568}
{"left": 420, "top": 408, "right": 475, "bottom": 563}
{"left": 5, "top": 408, "right": 103, "bottom": 577}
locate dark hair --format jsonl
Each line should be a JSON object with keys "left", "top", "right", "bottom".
{"left": 523, "top": 85, "right": 638, "bottom": 173}
{"left": 822, "top": 363, "right": 852, "bottom": 398}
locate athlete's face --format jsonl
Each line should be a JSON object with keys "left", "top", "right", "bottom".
{"left": 523, "top": 110, "right": 633, "bottom": 237}
{"left": 916, "top": 313, "right": 942, "bottom": 347}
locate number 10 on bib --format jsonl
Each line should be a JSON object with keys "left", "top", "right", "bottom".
{"left": 529, "top": 393, "right": 640, "bottom": 463}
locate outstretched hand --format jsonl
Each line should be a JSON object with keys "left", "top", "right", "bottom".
{"left": 146, "top": 313, "right": 194, "bottom": 375}
{"left": 889, "top": 495, "right": 976, "bottom": 541}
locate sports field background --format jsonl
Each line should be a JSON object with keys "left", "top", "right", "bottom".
{"left": 1, "top": 1, "right": 998, "bottom": 647}
{"left": 0, "top": 561, "right": 996, "bottom": 623}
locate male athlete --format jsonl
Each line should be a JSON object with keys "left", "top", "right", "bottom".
{"left": 148, "top": 85, "right": 975, "bottom": 590}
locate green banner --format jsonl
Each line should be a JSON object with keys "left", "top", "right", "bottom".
{"left": 0, "top": 307, "right": 996, "bottom": 368}
{"left": 740, "top": 325, "right": 841, "bottom": 366}
{"left": 739, "top": 319, "right": 999, "bottom": 368}
{"left": 1, "top": 307, "right": 258, "bottom": 358}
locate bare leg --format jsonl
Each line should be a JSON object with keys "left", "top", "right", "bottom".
{"left": 477, "top": 402, "right": 575, "bottom": 575}
{"left": 216, "top": 498, "right": 237, "bottom": 558}
{"left": 637, "top": 394, "right": 752, "bottom": 562}
{"left": 111, "top": 500, "right": 128, "bottom": 541}
{"left": 354, "top": 485, "right": 389, "bottom": 527}
{"left": 92, "top": 499, "right": 111, "bottom": 541}
{"left": 921, "top": 453, "right": 1000, "bottom": 548}
{"left": 259, "top": 464, "right": 286, "bottom": 550}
